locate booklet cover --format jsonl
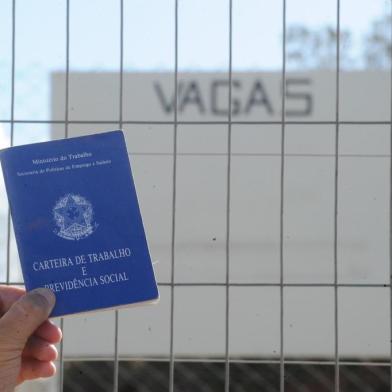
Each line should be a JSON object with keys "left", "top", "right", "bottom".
{"left": 0, "top": 130, "right": 159, "bottom": 317}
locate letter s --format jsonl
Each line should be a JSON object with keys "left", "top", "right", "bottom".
{"left": 285, "top": 78, "right": 312, "bottom": 117}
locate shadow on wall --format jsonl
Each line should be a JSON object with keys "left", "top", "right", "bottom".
{"left": 63, "top": 361, "right": 390, "bottom": 392}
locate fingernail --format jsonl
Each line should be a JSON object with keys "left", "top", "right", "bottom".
{"left": 32, "top": 288, "right": 56, "bottom": 308}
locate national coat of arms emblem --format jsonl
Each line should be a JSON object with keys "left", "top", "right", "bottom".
{"left": 53, "top": 194, "right": 97, "bottom": 240}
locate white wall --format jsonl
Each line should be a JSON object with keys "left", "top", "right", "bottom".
{"left": 48, "top": 71, "right": 390, "bottom": 359}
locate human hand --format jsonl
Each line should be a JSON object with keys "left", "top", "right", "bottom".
{"left": 0, "top": 286, "right": 62, "bottom": 392}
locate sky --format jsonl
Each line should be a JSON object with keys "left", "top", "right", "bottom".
{"left": 0, "top": 0, "right": 389, "bottom": 134}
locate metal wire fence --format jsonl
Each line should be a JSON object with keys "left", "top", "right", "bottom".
{"left": 1, "top": 0, "right": 391, "bottom": 391}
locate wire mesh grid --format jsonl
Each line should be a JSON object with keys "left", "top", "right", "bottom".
{"left": 1, "top": 0, "right": 392, "bottom": 391}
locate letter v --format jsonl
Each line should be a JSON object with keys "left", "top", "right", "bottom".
{"left": 154, "top": 81, "right": 183, "bottom": 113}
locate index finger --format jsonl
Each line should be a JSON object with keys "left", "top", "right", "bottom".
{"left": 34, "top": 320, "right": 63, "bottom": 344}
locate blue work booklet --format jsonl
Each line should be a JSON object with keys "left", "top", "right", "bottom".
{"left": 0, "top": 130, "right": 159, "bottom": 317}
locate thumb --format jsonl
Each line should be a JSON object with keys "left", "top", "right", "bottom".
{"left": 0, "top": 288, "right": 56, "bottom": 349}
